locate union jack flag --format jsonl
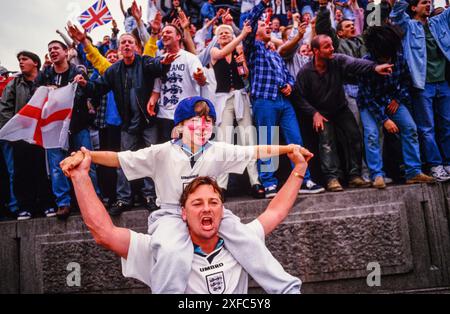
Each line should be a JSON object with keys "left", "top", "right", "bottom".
{"left": 78, "top": 0, "right": 113, "bottom": 33}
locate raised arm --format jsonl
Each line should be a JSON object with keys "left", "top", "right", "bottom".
{"left": 56, "top": 29, "right": 74, "bottom": 47}
{"left": 178, "top": 10, "right": 197, "bottom": 55}
{"left": 349, "top": 0, "right": 364, "bottom": 35}
{"left": 68, "top": 22, "right": 111, "bottom": 74}
{"left": 147, "top": 0, "right": 158, "bottom": 22}
{"left": 69, "top": 148, "right": 130, "bottom": 259}
{"left": 142, "top": 11, "right": 162, "bottom": 57}
{"left": 243, "top": 0, "right": 270, "bottom": 50}
{"left": 110, "top": 20, "right": 119, "bottom": 50}
{"left": 210, "top": 21, "right": 252, "bottom": 63}
{"left": 257, "top": 148, "right": 308, "bottom": 235}
{"left": 132, "top": 0, "right": 150, "bottom": 45}
{"left": 278, "top": 22, "right": 307, "bottom": 58}
{"left": 315, "top": 0, "right": 340, "bottom": 50}
{"left": 120, "top": 0, "right": 126, "bottom": 16}
{"left": 84, "top": 44, "right": 111, "bottom": 76}
{"left": 389, "top": 0, "right": 410, "bottom": 31}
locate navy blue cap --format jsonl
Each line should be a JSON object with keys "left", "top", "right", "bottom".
{"left": 174, "top": 96, "right": 217, "bottom": 126}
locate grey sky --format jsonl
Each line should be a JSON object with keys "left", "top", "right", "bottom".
{"left": 0, "top": 0, "right": 148, "bottom": 71}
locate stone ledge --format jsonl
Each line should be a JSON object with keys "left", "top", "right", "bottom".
{"left": 1, "top": 182, "right": 449, "bottom": 293}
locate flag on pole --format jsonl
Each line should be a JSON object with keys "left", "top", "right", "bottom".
{"left": 0, "top": 84, "right": 77, "bottom": 149}
{"left": 78, "top": 0, "right": 113, "bottom": 33}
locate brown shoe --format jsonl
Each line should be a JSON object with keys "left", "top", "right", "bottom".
{"left": 327, "top": 179, "right": 344, "bottom": 192}
{"left": 348, "top": 176, "right": 372, "bottom": 188}
{"left": 406, "top": 173, "right": 436, "bottom": 184}
{"left": 372, "top": 176, "right": 386, "bottom": 189}
{"left": 56, "top": 206, "right": 71, "bottom": 220}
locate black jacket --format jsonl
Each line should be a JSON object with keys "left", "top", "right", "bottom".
{"left": 83, "top": 54, "right": 168, "bottom": 131}
{"left": 292, "top": 54, "right": 376, "bottom": 118}
{"left": 37, "top": 64, "right": 90, "bottom": 135}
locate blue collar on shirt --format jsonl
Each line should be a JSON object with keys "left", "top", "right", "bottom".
{"left": 172, "top": 139, "right": 212, "bottom": 158}
{"left": 193, "top": 238, "right": 224, "bottom": 257}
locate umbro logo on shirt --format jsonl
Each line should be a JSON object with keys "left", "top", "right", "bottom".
{"left": 181, "top": 175, "right": 198, "bottom": 180}
{"left": 200, "top": 263, "right": 224, "bottom": 273}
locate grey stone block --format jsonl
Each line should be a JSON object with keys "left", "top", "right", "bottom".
{"left": 265, "top": 202, "right": 413, "bottom": 282}
{"left": 0, "top": 221, "right": 19, "bottom": 293}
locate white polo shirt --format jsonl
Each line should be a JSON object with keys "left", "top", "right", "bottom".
{"left": 117, "top": 141, "right": 255, "bottom": 207}
{"left": 121, "top": 219, "right": 265, "bottom": 294}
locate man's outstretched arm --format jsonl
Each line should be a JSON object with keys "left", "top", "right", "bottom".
{"left": 69, "top": 148, "right": 130, "bottom": 258}
{"left": 255, "top": 144, "right": 313, "bottom": 161}
{"left": 257, "top": 148, "right": 308, "bottom": 235}
{"left": 60, "top": 149, "right": 120, "bottom": 176}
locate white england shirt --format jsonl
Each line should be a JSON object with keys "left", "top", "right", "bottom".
{"left": 121, "top": 219, "right": 265, "bottom": 293}
{"left": 153, "top": 49, "right": 204, "bottom": 120}
{"left": 117, "top": 141, "right": 255, "bottom": 207}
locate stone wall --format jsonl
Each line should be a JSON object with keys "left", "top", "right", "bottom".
{"left": 1, "top": 182, "right": 449, "bottom": 294}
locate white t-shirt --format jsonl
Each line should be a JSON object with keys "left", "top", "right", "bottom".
{"left": 118, "top": 141, "right": 255, "bottom": 207}
{"left": 121, "top": 219, "right": 265, "bottom": 294}
{"left": 153, "top": 49, "right": 204, "bottom": 120}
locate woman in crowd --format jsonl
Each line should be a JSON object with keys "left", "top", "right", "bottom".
{"left": 210, "top": 22, "right": 266, "bottom": 198}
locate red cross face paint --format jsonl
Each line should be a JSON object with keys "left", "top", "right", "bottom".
{"left": 183, "top": 116, "right": 214, "bottom": 147}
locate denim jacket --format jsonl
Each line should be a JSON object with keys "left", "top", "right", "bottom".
{"left": 390, "top": 1, "right": 450, "bottom": 89}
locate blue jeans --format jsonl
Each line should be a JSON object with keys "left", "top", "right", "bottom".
{"left": 116, "top": 126, "right": 157, "bottom": 203}
{"left": 0, "top": 140, "right": 18, "bottom": 213}
{"left": 47, "top": 129, "right": 100, "bottom": 207}
{"left": 411, "top": 82, "right": 450, "bottom": 167}
{"left": 253, "top": 95, "right": 311, "bottom": 188}
{"left": 360, "top": 104, "right": 422, "bottom": 180}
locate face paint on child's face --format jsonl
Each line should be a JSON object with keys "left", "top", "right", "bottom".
{"left": 184, "top": 116, "right": 213, "bottom": 146}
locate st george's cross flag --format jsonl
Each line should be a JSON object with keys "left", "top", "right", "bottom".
{"left": 0, "top": 84, "right": 77, "bottom": 149}
{"left": 78, "top": 0, "right": 113, "bottom": 33}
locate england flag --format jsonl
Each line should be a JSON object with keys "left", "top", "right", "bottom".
{"left": 0, "top": 84, "right": 77, "bottom": 149}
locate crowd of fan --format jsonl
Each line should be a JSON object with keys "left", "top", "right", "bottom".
{"left": 0, "top": 0, "right": 449, "bottom": 221}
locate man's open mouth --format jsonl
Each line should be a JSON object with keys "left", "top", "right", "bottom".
{"left": 201, "top": 217, "right": 213, "bottom": 230}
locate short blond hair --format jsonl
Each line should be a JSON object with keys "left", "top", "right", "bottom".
{"left": 215, "top": 24, "right": 234, "bottom": 36}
